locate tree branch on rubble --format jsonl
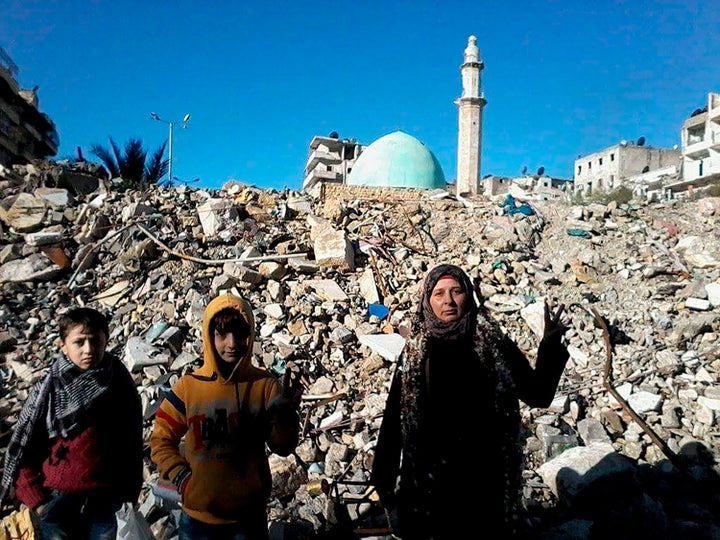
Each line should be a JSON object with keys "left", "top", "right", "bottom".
{"left": 589, "top": 305, "right": 682, "bottom": 470}
{"left": 67, "top": 223, "right": 139, "bottom": 288}
{"left": 404, "top": 214, "right": 439, "bottom": 255}
{"left": 367, "top": 251, "right": 391, "bottom": 299}
{"left": 135, "top": 224, "right": 308, "bottom": 266}
{"left": 649, "top": 240, "right": 690, "bottom": 276}
{"left": 399, "top": 207, "right": 430, "bottom": 254}
{"left": 67, "top": 221, "right": 309, "bottom": 288}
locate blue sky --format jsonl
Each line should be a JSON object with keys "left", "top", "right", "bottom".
{"left": 2, "top": 0, "right": 719, "bottom": 190}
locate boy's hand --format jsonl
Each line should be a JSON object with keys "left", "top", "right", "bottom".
{"left": 281, "top": 361, "right": 303, "bottom": 406}
{"left": 34, "top": 503, "right": 48, "bottom": 516}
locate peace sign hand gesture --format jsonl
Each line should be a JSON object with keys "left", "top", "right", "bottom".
{"left": 281, "top": 361, "right": 304, "bottom": 407}
{"left": 543, "top": 300, "right": 568, "bottom": 342}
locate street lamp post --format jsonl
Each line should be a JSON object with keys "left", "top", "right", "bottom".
{"left": 150, "top": 112, "right": 191, "bottom": 185}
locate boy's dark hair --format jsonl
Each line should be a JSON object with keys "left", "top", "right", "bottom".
{"left": 210, "top": 307, "right": 250, "bottom": 335}
{"left": 59, "top": 307, "right": 110, "bottom": 341}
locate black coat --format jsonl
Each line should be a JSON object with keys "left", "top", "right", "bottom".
{"left": 371, "top": 333, "right": 569, "bottom": 539}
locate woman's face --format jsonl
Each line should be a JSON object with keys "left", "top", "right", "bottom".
{"left": 429, "top": 277, "right": 468, "bottom": 323}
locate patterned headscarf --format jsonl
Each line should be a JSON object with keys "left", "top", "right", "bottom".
{"left": 399, "top": 263, "right": 523, "bottom": 532}
{"left": 417, "top": 263, "right": 478, "bottom": 340}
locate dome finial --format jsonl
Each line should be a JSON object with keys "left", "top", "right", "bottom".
{"left": 464, "top": 35, "right": 480, "bottom": 63}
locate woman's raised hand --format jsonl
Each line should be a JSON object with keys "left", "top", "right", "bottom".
{"left": 543, "top": 300, "right": 568, "bottom": 341}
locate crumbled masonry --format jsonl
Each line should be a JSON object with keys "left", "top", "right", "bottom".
{"left": 0, "top": 160, "right": 719, "bottom": 539}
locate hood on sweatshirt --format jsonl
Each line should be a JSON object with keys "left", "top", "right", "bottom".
{"left": 196, "top": 294, "right": 257, "bottom": 382}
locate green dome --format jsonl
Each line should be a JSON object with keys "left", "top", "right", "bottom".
{"left": 347, "top": 131, "right": 446, "bottom": 189}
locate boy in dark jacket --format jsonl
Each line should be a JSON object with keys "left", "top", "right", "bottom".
{"left": 150, "top": 293, "right": 301, "bottom": 539}
{"left": 0, "top": 307, "right": 143, "bottom": 540}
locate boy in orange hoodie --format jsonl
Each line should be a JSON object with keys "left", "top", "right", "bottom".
{"left": 150, "top": 294, "right": 301, "bottom": 539}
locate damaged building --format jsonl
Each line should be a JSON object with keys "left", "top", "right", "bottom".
{"left": 302, "top": 133, "right": 363, "bottom": 194}
{"left": 572, "top": 93, "right": 720, "bottom": 201}
{"left": 663, "top": 91, "right": 720, "bottom": 196}
{"left": 0, "top": 46, "right": 58, "bottom": 167}
{"left": 573, "top": 139, "right": 681, "bottom": 196}
{"left": 483, "top": 172, "right": 573, "bottom": 201}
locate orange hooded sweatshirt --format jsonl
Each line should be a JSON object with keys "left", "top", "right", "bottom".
{"left": 150, "top": 294, "right": 299, "bottom": 524}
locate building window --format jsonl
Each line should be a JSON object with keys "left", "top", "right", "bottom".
{"left": 327, "top": 165, "right": 332, "bottom": 171}
{"left": 610, "top": 153, "right": 615, "bottom": 161}
{"left": 610, "top": 174, "right": 615, "bottom": 187}
{"left": 688, "top": 126, "right": 705, "bottom": 145}
{"left": 588, "top": 161, "right": 592, "bottom": 169}
{"left": 578, "top": 165, "right": 582, "bottom": 174}
{"left": 599, "top": 157, "right": 603, "bottom": 165}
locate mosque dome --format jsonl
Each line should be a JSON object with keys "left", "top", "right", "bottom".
{"left": 346, "top": 131, "right": 446, "bottom": 189}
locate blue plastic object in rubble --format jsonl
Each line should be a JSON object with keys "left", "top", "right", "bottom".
{"left": 566, "top": 228, "right": 592, "bottom": 239}
{"left": 500, "top": 194, "right": 535, "bottom": 216}
{"left": 368, "top": 303, "right": 390, "bottom": 319}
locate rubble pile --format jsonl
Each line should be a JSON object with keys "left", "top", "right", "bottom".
{"left": 0, "top": 160, "right": 719, "bottom": 539}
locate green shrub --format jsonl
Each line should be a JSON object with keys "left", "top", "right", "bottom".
{"left": 705, "top": 183, "right": 720, "bottom": 197}
{"left": 608, "top": 186, "right": 633, "bottom": 204}
{"left": 570, "top": 190, "right": 586, "bottom": 205}
{"left": 586, "top": 186, "right": 634, "bottom": 205}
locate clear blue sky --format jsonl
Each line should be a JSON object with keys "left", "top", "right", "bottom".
{"left": 2, "top": 0, "right": 719, "bottom": 190}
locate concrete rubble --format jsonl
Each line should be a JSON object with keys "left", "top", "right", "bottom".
{"left": 0, "top": 160, "right": 719, "bottom": 539}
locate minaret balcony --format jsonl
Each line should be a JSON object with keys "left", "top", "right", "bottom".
{"left": 455, "top": 95, "right": 486, "bottom": 106}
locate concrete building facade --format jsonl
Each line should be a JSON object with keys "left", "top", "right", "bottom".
{"left": 483, "top": 174, "right": 572, "bottom": 201}
{"left": 0, "top": 46, "right": 58, "bottom": 167}
{"left": 455, "top": 35, "right": 486, "bottom": 196}
{"left": 302, "top": 134, "right": 362, "bottom": 191}
{"left": 680, "top": 92, "right": 720, "bottom": 185}
{"left": 573, "top": 143, "right": 680, "bottom": 194}
{"left": 626, "top": 165, "right": 678, "bottom": 201}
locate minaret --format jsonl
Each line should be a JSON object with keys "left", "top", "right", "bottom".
{"left": 455, "top": 35, "right": 486, "bottom": 196}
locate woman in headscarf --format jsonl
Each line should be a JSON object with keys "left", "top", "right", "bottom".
{"left": 371, "top": 263, "right": 569, "bottom": 539}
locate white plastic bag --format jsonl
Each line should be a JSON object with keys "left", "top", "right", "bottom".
{"left": 115, "top": 502, "right": 154, "bottom": 540}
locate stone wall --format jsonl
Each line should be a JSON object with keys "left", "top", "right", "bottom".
{"left": 320, "top": 182, "right": 442, "bottom": 203}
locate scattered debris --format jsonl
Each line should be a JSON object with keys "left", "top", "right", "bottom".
{"left": 0, "top": 160, "right": 719, "bottom": 539}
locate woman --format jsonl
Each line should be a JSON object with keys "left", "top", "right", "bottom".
{"left": 371, "top": 264, "right": 569, "bottom": 539}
